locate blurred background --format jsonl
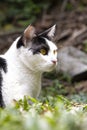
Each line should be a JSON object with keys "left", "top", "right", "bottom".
{"left": 1, "top": 0, "right": 87, "bottom": 103}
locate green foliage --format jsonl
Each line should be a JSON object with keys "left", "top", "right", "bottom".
{"left": 0, "top": 95, "right": 87, "bottom": 130}
{"left": 41, "top": 80, "right": 67, "bottom": 98}
{"left": 69, "top": 93, "right": 87, "bottom": 103}
{"left": 65, "top": 2, "right": 74, "bottom": 11}
{"left": 0, "top": 0, "right": 49, "bottom": 29}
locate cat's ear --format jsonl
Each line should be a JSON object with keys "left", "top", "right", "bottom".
{"left": 47, "top": 24, "right": 56, "bottom": 38}
{"left": 39, "top": 24, "right": 56, "bottom": 39}
{"left": 23, "top": 25, "right": 36, "bottom": 46}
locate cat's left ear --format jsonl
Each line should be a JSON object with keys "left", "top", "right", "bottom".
{"left": 39, "top": 24, "right": 56, "bottom": 40}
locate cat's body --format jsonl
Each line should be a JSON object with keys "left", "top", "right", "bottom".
{"left": 0, "top": 25, "right": 57, "bottom": 107}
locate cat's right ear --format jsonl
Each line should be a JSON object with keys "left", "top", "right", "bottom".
{"left": 38, "top": 24, "right": 56, "bottom": 40}
{"left": 23, "top": 25, "right": 36, "bottom": 46}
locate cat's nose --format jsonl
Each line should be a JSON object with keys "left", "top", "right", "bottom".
{"left": 51, "top": 60, "right": 57, "bottom": 64}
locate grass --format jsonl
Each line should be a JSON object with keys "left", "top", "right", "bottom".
{"left": 0, "top": 75, "right": 87, "bottom": 130}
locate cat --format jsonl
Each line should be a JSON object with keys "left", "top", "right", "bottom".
{"left": 0, "top": 24, "right": 58, "bottom": 107}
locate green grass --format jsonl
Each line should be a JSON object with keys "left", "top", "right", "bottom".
{"left": 0, "top": 83, "right": 87, "bottom": 130}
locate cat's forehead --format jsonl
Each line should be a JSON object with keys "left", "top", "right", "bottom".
{"left": 45, "top": 38, "right": 57, "bottom": 50}
{"left": 32, "top": 36, "right": 49, "bottom": 48}
{"left": 32, "top": 36, "right": 57, "bottom": 50}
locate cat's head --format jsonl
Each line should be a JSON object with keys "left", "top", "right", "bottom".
{"left": 16, "top": 25, "right": 58, "bottom": 73}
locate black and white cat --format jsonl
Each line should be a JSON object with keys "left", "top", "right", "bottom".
{"left": 0, "top": 25, "right": 58, "bottom": 107}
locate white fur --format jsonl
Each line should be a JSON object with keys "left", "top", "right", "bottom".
{"left": 47, "top": 25, "right": 56, "bottom": 38}
{"left": 1, "top": 28, "right": 57, "bottom": 106}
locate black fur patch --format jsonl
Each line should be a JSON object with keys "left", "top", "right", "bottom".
{"left": 30, "top": 36, "right": 50, "bottom": 55}
{"left": 17, "top": 36, "right": 24, "bottom": 49}
{"left": 0, "top": 57, "right": 7, "bottom": 73}
{"left": 0, "top": 57, "right": 7, "bottom": 107}
{"left": 0, "top": 72, "right": 5, "bottom": 107}
{"left": 38, "top": 33, "right": 50, "bottom": 40}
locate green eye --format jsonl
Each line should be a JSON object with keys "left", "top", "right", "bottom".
{"left": 40, "top": 49, "right": 47, "bottom": 55}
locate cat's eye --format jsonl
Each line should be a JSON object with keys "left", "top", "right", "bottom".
{"left": 53, "top": 50, "right": 58, "bottom": 54}
{"left": 40, "top": 49, "right": 47, "bottom": 55}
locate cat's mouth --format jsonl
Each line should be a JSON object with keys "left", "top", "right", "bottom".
{"left": 46, "top": 62, "right": 57, "bottom": 72}
{"left": 51, "top": 60, "right": 57, "bottom": 65}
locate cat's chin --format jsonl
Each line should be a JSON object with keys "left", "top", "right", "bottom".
{"left": 45, "top": 65, "right": 56, "bottom": 72}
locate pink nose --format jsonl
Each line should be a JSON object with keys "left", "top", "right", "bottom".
{"left": 52, "top": 60, "right": 57, "bottom": 64}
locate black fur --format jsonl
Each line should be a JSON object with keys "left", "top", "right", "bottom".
{"left": 17, "top": 36, "right": 24, "bottom": 49}
{"left": 0, "top": 57, "right": 7, "bottom": 107}
{"left": 30, "top": 36, "right": 50, "bottom": 55}
{"left": 0, "top": 72, "right": 5, "bottom": 107}
{"left": 0, "top": 57, "right": 7, "bottom": 73}
{"left": 38, "top": 32, "right": 51, "bottom": 40}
